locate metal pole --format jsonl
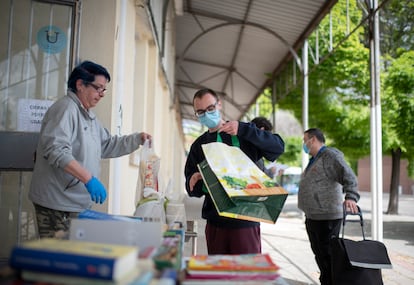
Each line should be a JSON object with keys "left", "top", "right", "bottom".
{"left": 369, "top": 0, "right": 383, "bottom": 241}
{"left": 302, "top": 40, "right": 309, "bottom": 171}
{"left": 17, "top": 172, "right": 23, "bottom": 244}
{"left": 112, "top": 0, "right": 128, "bottom": 214}
{"left": 373, "top": 0, "right": 383, "bottom": 241}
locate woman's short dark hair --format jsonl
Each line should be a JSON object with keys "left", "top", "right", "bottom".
{"left": 251, "top": 117, "right": 273, "bottom": 131}
{"left": 305, "top": 128, "right": 326, "bottom": 143}
{"left": 67, "top": 61, "right": 111, "bottom": 92}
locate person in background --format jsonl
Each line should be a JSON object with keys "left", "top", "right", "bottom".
{"left": 29, "top": 60, "right": 152, "bottom": 238}
{"left": 298, "top": 128, "right": 360, "bottom": 285}
{"left": 251, "top": 116, "right": 278, "bottom": 178}
{"left": 184, "top": 88, "right": 285, "bottom": 254}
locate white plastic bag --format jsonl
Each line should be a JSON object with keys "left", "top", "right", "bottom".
{"left": 133, "top": 140, "right": 165, "bottom": 223}
{"left": 133, "top": 199, "right": 166, "bottom": 223}
{"left": 165, "top": 202, "right": 186, "bottom": 227}
{"left": 164, "top": 179, "right": 187, "bottom": 227}
{"left": 134, "top": 140, "right": 161, "bottom": 206}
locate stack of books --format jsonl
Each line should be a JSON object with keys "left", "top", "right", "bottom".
{"left": 152, "top": 223, "right": 185, "bottom": 271}
{"left": 69, "top": 209, "right": 163, "bottom": 252}
{"left": 9, "top": 238, "right": 140, "bottom": 285}
{"left": 182, "top": 253, "right": 281, "bottom": 284}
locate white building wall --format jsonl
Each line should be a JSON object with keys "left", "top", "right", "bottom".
{"left": 77, "top": 0, "right": 186, "bottom": 215}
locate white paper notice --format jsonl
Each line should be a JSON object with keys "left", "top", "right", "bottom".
{"left": 17, "top": 98, "right": 53, "bottom": 132}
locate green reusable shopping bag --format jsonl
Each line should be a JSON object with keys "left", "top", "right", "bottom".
{"left": 198, "top": 142, "right": 288, "bottom": 224}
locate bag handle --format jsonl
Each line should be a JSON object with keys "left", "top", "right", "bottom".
{"left": 342, "top": 204, "right": 365, "bottom": 240}
{"left": 216, "top": 133, "right": 240, "bottom": 148}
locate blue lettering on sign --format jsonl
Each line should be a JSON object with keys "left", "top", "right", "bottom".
{"left": 36, "top": 26, "right": 67, "bottom": 54}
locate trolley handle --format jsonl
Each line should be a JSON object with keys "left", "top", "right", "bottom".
{"left": 341, "top": 204, "right": 365, "bottom": 240}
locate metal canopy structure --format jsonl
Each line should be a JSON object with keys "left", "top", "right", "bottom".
{"left": 175, "top": 0, "right": 337, "bottom": 123}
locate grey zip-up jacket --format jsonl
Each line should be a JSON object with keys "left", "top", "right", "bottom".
{"left": 29, "top": 90, "right": 143, "bottom": 212}
{"left": 298, "top": 147, "right": 360, "bottom": 220}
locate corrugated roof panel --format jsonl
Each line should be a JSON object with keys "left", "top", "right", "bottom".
{"left": 191, "top": 0, "right": 250, "bottom": 19}
{"left": 176, "top": 0, "right": 337, "bottom": 123}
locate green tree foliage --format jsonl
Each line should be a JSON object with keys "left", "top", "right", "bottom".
{"left": 275, "top": 136, "right": 302, "bottom": 166}
{"left": 380, "top": 1, "right": 414, "bottom": 59}
{"left": 277, "top": 0, "right": 371, "bottom": 162}
{"left": 249, "top": 0, "right": 414, "bottom": 186}
{"left": 383, "top": 51, "right": 414, "bottom": 177}
{"left": 244, "top": 88, "right": 273, "bottom": 122}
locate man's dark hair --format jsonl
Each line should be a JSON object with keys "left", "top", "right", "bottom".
{"left": 67, "top": 61, "right": 111, "bottom": 92}
{"left": 304, "top": 128, "right": 325, "bottom": 143}
{"left": 193, "top": 88, "right": 219, "bottom": 103}
{"left": 251, "top": 117, "right": 273, "bottom": 131}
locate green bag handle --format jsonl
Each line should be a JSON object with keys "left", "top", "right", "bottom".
{"left": 216, "top": 132, "right": 240, "bottom": 148}
{"left": 202, "top": 133, "right": 240, "bottom": 193}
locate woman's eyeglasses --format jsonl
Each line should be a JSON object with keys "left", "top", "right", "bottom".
{"left": 86, "top": 82, "right": 107, "bottom": 93}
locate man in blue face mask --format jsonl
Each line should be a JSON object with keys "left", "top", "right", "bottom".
{"left": 299, "top": 128, "right": 360, "bottom": 285}
{"left": 184, "top": 88, "right": 285, "bottom": 255}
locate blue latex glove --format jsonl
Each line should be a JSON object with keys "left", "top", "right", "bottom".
{"left": 85, "top": 177, "right": 107, "bottom": 204}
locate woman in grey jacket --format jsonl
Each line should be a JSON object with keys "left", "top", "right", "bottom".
{"left": 29, "top": 61, "right": 151, "bottom": 238}
{"left": 298, "top": 128, "right": 359, "bottom": 285}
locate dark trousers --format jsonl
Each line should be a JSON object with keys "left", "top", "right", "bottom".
{"left": 205, "top": 223, "right": 261, "bottom": 254}
{"left": 305, "top": 218, "right": 342, "bottom": 285}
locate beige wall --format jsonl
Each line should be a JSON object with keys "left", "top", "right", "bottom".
{"left": 77, "top": 0, "right": 186, "bottom": 215}
{"left": 358, "top": 156, "right": 414, "bottom": 195}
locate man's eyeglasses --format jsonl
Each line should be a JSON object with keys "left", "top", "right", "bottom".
{"left": 303, "top": 136, "right": 313, "bottom": 144}
{"left": 86, "top": 82, "right": 107, "bottom": 94}
{"left": 195, "top": 101, "right": 218, "bottom": 117}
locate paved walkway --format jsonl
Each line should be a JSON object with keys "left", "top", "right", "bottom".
{"left": 183, "top": 192, "right": 414, "bottom": 285}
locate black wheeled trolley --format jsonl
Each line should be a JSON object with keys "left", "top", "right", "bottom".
{"left": 330, "top": 205, "right": 392, "bottom": 285}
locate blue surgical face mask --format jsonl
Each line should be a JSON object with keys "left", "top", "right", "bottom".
{"left": 303, "top": 143, "right": 310, "bottom": 154}
{"left": 198, "top": 109, "right": 221, "bottom": 129}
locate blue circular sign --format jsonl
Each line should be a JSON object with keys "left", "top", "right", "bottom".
{"left": 36, "top": 25, "right": 67, "bottom": 54}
